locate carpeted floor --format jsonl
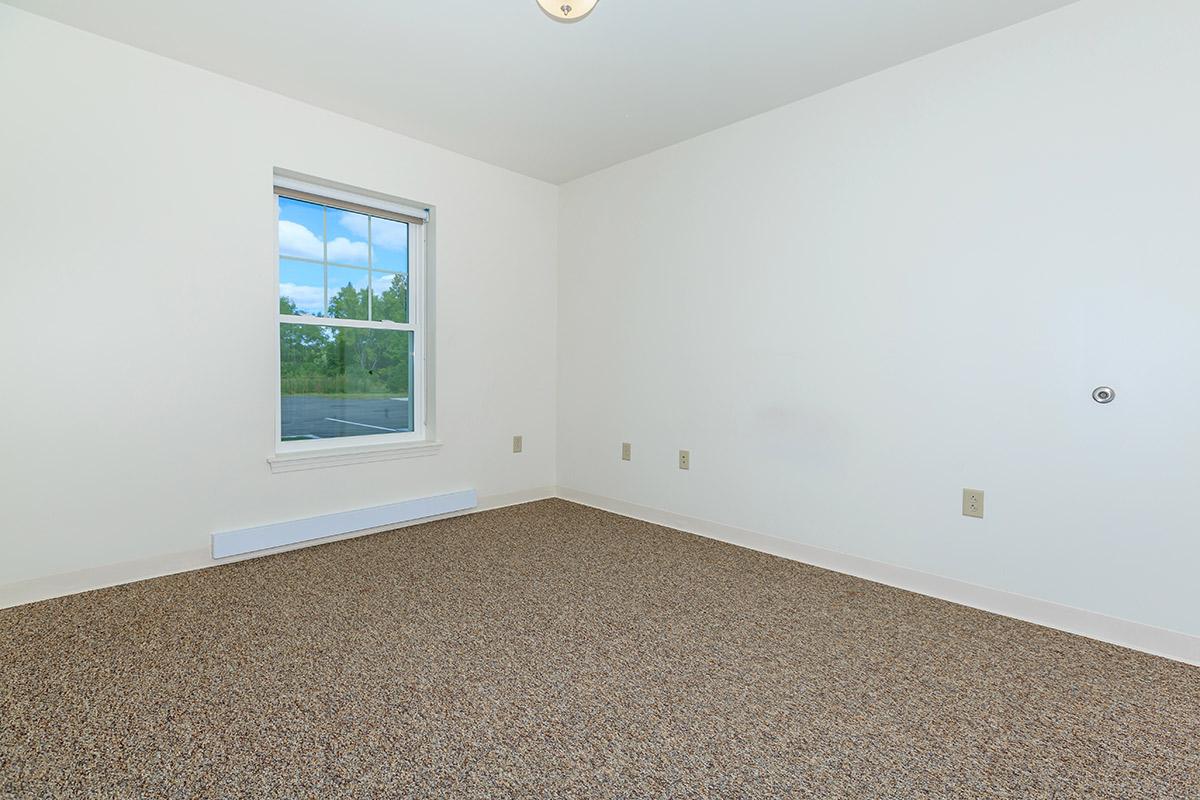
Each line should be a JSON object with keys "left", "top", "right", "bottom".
{"left": 1, "top": 499, "right": 1197, "bottom": 799}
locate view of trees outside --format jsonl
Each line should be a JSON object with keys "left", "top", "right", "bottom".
{"left": 279, "top": 284, "right": 410, "bottom": 397}
{"left": 278, "top": 194, "right": 414, "bottom": 441}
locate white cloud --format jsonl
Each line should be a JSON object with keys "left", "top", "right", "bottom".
{"left": 278, "top": 219, "right": 369, "bottom": 264}
{"left": 327, "top": 237, "right": 369, "bottom": 264}
{"left": 278, "top": 220, "right": 323, "bottom": 260}
{"left": 337, "top": 212, "right": 368, "bottom": 238}
{"left": 337, "top": 211, "right": 407, "bottom": 251}
{"left": 279, "top": 282, "right": 323, "bottom": 312}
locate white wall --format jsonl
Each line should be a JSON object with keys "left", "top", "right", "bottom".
{"left": 558, "top": 0, "right": 1200, "bottom": 637}
{"left": 5, "top": 0, "right": 1199, "bottom": 645}
{"left": 0, "top": 6, "right": 557, "bottom": 588}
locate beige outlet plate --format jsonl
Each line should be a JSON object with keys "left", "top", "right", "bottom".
{"left": 512, "top": 435, "right": 523, "bottom": 454}
{"left": 621, "top": 442, "right": 631, "bottom": 461}
{"left": 962, "top": 488, "right": 984, "bottom": 519}
{"left": 678, "top": 450, "right": 690, "bottom": 470}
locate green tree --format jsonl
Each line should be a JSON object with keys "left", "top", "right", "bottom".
{"left": 279, "top": 297, "right": 329, "bottom": 393}
{"left": 279, "top": 276, "right": 411, "bottom": 397}
{"left": 326, "top": 282, "right": 368, "bottom": 321}
{"left": 373, "top": 273, "right": 408, "bottom": 323}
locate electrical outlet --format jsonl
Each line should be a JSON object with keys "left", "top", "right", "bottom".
{"left": 621, "top": 442, "right": 631, "bottom": 461}
{"left": 962, "top": 488, "right": 984, "bottom": 519}
{"left": 512, "top": 435, "right": 523, "bottom": 454}
{"left": 678, "top": 449, "right": 690, "bottom": 470}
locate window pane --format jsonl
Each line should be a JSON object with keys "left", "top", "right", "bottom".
{"left": 326, "top": 266, "right": 369, "bottom": 320}
{"left": 277, "top": 196, "right": 325, "bottom": 261}
{"left": 327, "top": 208, "right": 370, "bottom": 267}
{"left": 371, "top": 217, "right": 408, "bottom": 272}
{"left": 371, "top": 271, "right": 408, "bottom": 323}
{"left": 279, "top": 258, "right": 324, "bottom": 316}
{"left": 280, "top": 323, "right": 414, "bottom": 441}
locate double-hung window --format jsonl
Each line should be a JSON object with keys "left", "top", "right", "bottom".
{"left": 274, "top": 178, "right": 428, "bottom": 451}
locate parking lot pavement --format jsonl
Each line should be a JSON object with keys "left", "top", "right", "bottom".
{"left": 281, "top": 395, "right": 412, "bottom": 440}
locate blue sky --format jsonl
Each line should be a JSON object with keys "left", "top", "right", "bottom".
{"left": 278, "top": 196, "right": 408, "bottom": 316}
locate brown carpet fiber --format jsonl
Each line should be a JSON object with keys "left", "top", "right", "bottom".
{"left": 2, "top": 499, "right": 1197, "bottom": 798}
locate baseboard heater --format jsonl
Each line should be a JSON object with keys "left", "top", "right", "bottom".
{"left": 211, "top": 489, "right": 477, "bottom": 558}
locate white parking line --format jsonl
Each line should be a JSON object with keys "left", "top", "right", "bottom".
{"left": 324, "top": 417, "right": 400, "bottom": 432}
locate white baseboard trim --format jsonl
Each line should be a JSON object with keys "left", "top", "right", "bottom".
{"left": 8, "top": 483, "right": 1197, "bottom": 667}
{"left": 557, "top": 487, "right": 1200, "bottom": 667}
{"left": 0, "top": 486, "right": 555, "bottom": 610}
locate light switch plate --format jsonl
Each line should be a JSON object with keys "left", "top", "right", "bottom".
{"left": 621, "top": 442, "right": 631, "bottom": 461}
{"left": 512, "top": 435, "right": 523, "bottom": 454}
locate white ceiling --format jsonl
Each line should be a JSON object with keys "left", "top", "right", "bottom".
{"left": 6, "top": 0, "right": 1079, "bottom": 183}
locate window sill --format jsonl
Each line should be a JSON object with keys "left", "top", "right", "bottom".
{"left": 267, "top": 440, "right": 443, "bottom": 473}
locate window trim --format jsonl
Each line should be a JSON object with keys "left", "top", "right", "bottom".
{"left": 266, "top": 439, "right": 443, "bottom": 474}
{"left": 271, "top": 176, "right": 434, "bottom": 462}
{"left": 274, "top": 175, "right": 430, "bottom": 224}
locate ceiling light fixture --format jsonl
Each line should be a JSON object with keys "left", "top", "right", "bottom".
{"left": 536, "top": 0, "right": 599, "bottom": 23}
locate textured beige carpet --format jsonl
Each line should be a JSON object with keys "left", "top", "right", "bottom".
{"left": 2, "top": 499, "right": 1197, "bottom": 798}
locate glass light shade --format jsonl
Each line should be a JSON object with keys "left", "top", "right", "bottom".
{"left": 536, "top": 0, "right": 599, "bottom": 23}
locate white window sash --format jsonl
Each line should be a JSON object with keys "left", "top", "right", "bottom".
{"left": 274, "top": 181, "right": 428, "bottom": 453}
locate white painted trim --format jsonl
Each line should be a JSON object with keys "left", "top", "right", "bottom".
{"left": 0, "top": 487, "right": 555, "bottom": 610}
{"left": 278, "top": 313, "right": 415, "bottom": 332}
{"left": 211, "top": 489, "right": 477, "bottom": 558}
{"left": 273, "top": 173, "right": 431, "bottom": 457}
{"left": 267, "top": 440, "right": 442, "bottom": 473}
{"left": 8, "top": 483, "right": 1197, "bottom": 667}
{"left": 273, "top": 174, "right": 430, "bottom": 222}
{"left": 556, "top": 488, "right": 1200, "bottom": 667}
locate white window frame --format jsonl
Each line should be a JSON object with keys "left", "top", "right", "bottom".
{"left": 271, "top": 175, "right": 435, "bottom": 466}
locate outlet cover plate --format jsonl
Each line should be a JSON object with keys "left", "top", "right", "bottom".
{"left": 962, "top": 488, "right": 984, "bottom": 519}
{"left": 678, "top": 450, "right": 690, "bottom": 470}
